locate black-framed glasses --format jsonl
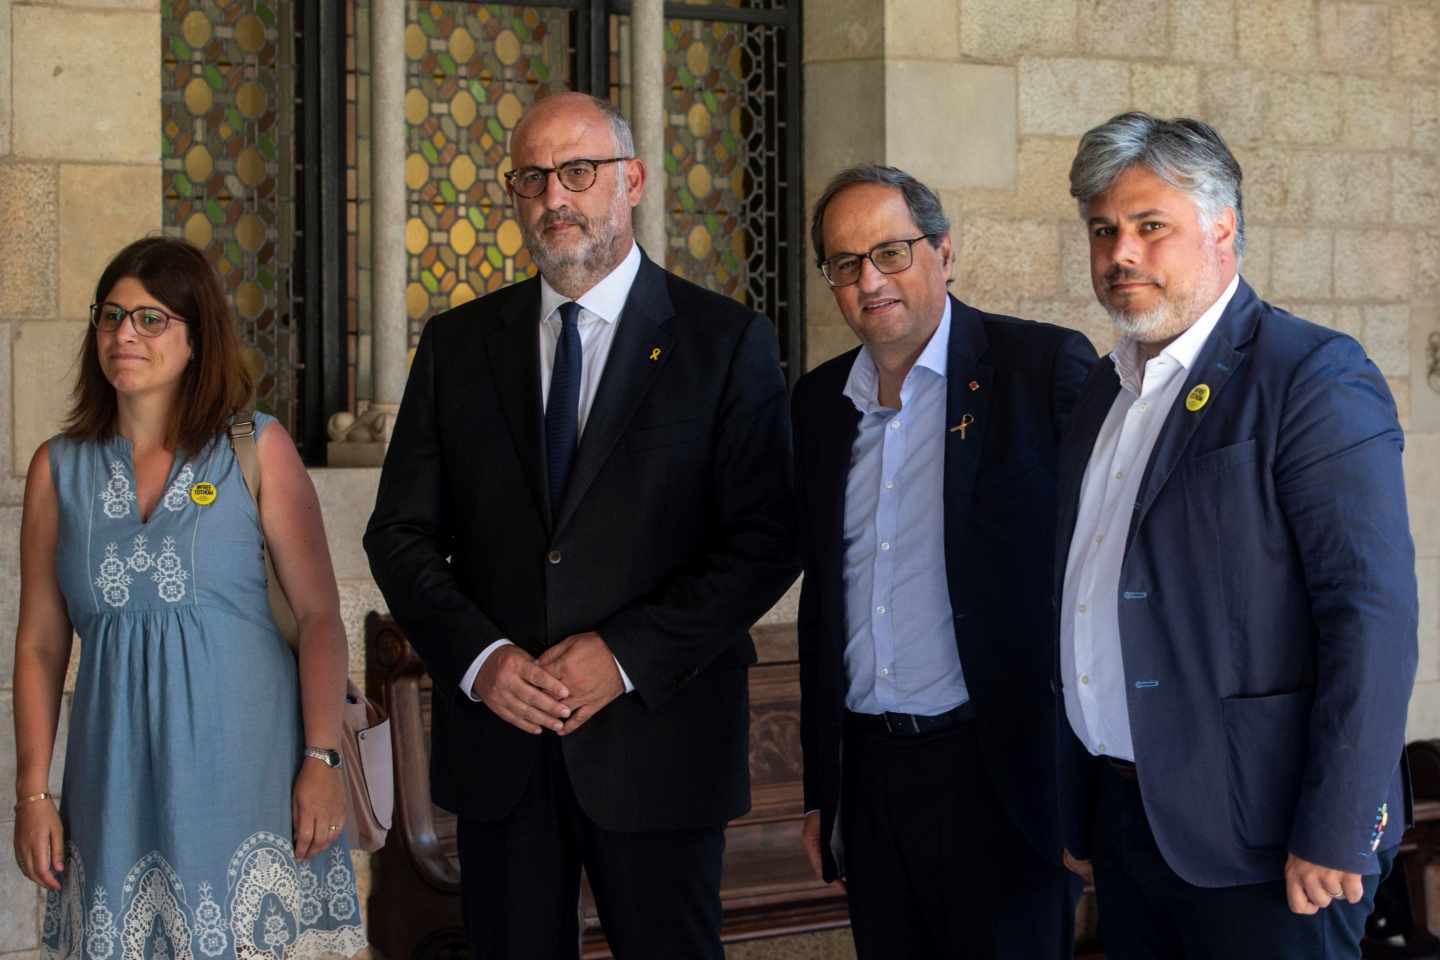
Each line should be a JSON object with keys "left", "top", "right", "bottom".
{"left": 504, "top": 157, "right": 631, "bottom": 199}
{"left": 819, "top": 235, "right": 939, "bottom": 288}
{"left": 89, "top": 302, "right": 189, "bottom": 338}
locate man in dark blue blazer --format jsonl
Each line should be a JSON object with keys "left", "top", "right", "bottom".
{"left": 1055, "top": 112, "right": 1418, "bottom": 958}
{"left": 793, "top": 164, "right": 1097, "bottom": 958}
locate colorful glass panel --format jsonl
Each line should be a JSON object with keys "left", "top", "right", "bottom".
{"left": 404, "top": 2, "right": 574, "bottom": 345}
{"left": 161, "top": 0, "right": 297, "bottom": 431}
{"left": 663, "top": 17, "right": 793, "bottom": 333}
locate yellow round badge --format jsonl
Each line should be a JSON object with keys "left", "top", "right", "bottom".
{"left": 190, "top": 481, "right": 218, "bottom": 506}
{"left": 1185, "top": 384, "right": 1211, "bottom": 412}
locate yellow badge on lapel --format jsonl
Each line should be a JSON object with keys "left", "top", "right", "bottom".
{"left": 1185, "top": 384, "right": 1211, "bottom": 412}
{"left": 189, "top": 482, "right": 217, "bottom": 506}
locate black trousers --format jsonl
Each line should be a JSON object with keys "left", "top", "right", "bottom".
{"left": 1093, "top": 760, "right": 1394, "bottom": 959}
{"left": 840, "top": 712, "right": 1079, "bottom": 960}
{"left": 456, "top": 734, "right": 725, "bottom": 960}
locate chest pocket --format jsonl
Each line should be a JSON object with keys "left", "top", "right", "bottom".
{"left": 626, "top": 418, "right": 703, "bottom": 452}
{"left": 1188, "top": 437, "right": 1258, "bottom": 475}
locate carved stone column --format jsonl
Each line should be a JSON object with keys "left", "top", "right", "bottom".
{"left": 632, "top": 0, "right": 666, "bottom": 266}
{"left": 329, "top": 0, "right": 406, "bottom": 467}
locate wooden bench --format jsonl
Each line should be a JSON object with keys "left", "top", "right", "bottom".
{"left": 362, "top": 613, "right": 849, "bottom": 960}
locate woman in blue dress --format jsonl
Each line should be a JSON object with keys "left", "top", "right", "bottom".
{"left": 12, "top": 237, "right": 366, "bottom": 958}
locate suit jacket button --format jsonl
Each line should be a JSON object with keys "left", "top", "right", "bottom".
{"left": 547, "top": 550, "right": 562, "bottom": 565}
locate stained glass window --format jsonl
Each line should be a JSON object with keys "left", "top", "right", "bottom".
{"left": 662, "top": 16, "right": 796, "bottom": 338}
{"left": 161, "top": 0, "right": 298, "bottom": 432}
{"left": 343, "top": 0, "right": 800, "bottom": 410}
{"left": 403, "top": 2, "right": 573, "bottom": 347}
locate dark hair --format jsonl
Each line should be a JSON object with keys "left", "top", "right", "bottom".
{"left": 63, "top": 236, "right": 256, "bottom": 453}
{"left": 1070, "top": 112, "right": 1246, "bottom": 258}
{"left": 810, "top": 164, "right": 951, "bottom": 264}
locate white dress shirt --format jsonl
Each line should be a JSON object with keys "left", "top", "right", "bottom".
{"left": 459, "top": 243, "right": 643, "bottom": 701}
{"left": 840, "top": 299, "right": 969, "bottom": 715}
{"left": 1061, "top": 274, "right": 1239, "bottom": 759}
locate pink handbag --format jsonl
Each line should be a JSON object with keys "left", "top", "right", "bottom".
{"left": 229, "top": 415, "right": 394, "bottom": 852}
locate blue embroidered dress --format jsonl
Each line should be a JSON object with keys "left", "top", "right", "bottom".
{"left": 42, "top": 414, "right": 366, "bottom": 960}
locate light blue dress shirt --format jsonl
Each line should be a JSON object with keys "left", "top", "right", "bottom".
{"left": 840, "top": 300, "right": 969, "bottom": 716}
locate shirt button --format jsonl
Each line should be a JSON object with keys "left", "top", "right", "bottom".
{"left": 876, "top": 605, "right": 887, "bottom": 615}
{"left": 879, "top": 667, "right": 890, "bottom": 677}
{"left": 1078, "top": 604, "right": 1088, "bottom": 614}
{"left": 1098, "top": 742, "right": 1107, "bottom": 753}
{"left": 1095, "top": 534, "right": 1104, "bottom": 545}
{"left": 546, "top": 550, "right": 562, "bottom": 565}
{"left": 889, "top": 419, "right": 901, "bottom": 430}
{"left": 1080, "top": 674, "right": 1090, "bottom": 685}
{"left": 1114, "top": 471, "right": 1124, "bottom": 481}
{"left": 880, "top": 542, "right": 891, "bottom": 551}
{"left": 884, "top": 480, "right": 895, "bottom": 490}
{"left": 1137, "top": 401, "right": 1149, "bottom": 412}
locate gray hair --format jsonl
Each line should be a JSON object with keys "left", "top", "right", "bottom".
{"left": 1070, "top": 112, "right": 1245, "bottom": 258}
{"left": 587, "top": 94, "right": 636, "bottom": 158}
{"left": 810, "top": 164, "right": 950, "bottom": 265}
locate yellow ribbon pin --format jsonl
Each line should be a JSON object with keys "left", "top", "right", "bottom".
{"left": 190, "top": 481, "right": 218, "bottom": 506}
{"left": 649, "top": 347, "right": 662, "bottom": 361}
{"left": 1185, "top": 384, "right": 1211, "bottom": 412}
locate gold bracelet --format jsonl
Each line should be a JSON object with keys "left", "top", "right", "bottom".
{"left": 14, "top": 792, "right": 55, "bottom": 811}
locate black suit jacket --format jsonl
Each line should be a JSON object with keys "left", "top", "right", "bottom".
{"left": 792, "top": 296, "right": 1097, "bottom": 879}
{"left": 364, "top": 252, "right": 799, "bottom": 831}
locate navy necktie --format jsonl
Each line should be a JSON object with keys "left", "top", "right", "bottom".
{"left": 545, "top": 301, "right": 582, "bottom": 509}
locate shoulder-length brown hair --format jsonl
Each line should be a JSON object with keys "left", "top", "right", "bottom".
{"left": 63, "top": 237, "right": 255, "bottom": 454}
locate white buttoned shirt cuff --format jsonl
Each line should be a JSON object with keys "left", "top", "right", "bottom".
{"left": 460, "top": 640, "right": 635, "bottom": 702}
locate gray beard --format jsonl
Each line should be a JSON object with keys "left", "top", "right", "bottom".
{"left": 524, "top": 178, "right": 630, "bottom": 294}
{"left": 1108, "top": 301, "right": 1175, "bottom": 342}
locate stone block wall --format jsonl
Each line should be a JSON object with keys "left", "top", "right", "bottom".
{"left": 0, "top": 0, "right": 163, "bottom": 948}
{"left": 802, "top": 0, "right": 1440, "bottom": 739}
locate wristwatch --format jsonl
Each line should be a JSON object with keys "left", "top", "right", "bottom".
{"left": 303, "top": 746, "right": 343, "bottom": 769}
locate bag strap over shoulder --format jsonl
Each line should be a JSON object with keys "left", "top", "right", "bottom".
{"left": 229, "top": 412, "right": 261, "bottom": 505}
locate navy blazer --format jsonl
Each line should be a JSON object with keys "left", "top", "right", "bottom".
{"left": 793, "top": 295, "right": 1097, "bottom": 879}
{"left": 1054, "top": 278, "right": 1418, "bottom": 886}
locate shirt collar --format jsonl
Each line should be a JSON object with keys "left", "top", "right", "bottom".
{"left": 1112, "top": 273, "right": 1239, "bottom": 393}
{"left": 843, "top": 297, "right": 951, "bottom": 413}
{"left": 538, "top": 242, "right": 642, "bottom": 326}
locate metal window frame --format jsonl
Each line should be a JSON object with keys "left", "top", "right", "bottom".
{"left": 294, "top": 1, "right": 348, "bottom": 464}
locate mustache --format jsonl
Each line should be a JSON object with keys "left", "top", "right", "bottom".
{"left": 540, "top": 208, "right": 589, "bottom": 232}
{"left": 1104, "top": 266, "right": 1163, "bottom": 289}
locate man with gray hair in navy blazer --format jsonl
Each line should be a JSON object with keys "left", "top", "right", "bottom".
{"left": 1055, "top": 112, "right": 1418, "bottom": 958}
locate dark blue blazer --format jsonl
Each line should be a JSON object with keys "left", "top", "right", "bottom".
{"left": 1054, "top": 278, "right": 1418, "bottom": 886}
{"left": 793, "top": 295, "right": 1097, "bottom": 879}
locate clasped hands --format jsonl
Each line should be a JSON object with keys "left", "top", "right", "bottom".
{"left": 472, "top": 631, "right": 623, "bottom": 735}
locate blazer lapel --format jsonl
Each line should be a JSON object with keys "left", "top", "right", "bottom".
{"left": 1125, "top": 281, "right": 1259, "bottom": 550}
{"left": 943, "top": 298, "right": 992, "bottom": 595}
{"left": 1054, "top": 359, "right": 1121, "bottom": 595}
{"left": 554, "top": 255, "right": 675, "bottom": 533}
{"left": 482, "top": 279, "right": 551, "bottom": 528}
{"left": 814, "top": 369, "right": 862, "bottom": 643}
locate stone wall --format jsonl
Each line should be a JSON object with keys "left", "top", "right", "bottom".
{"left": 802, "top": 0, "right": 1440, "bottom": 736}
{"left": 0, "top": 0, "right": 163, "bottom": 947}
